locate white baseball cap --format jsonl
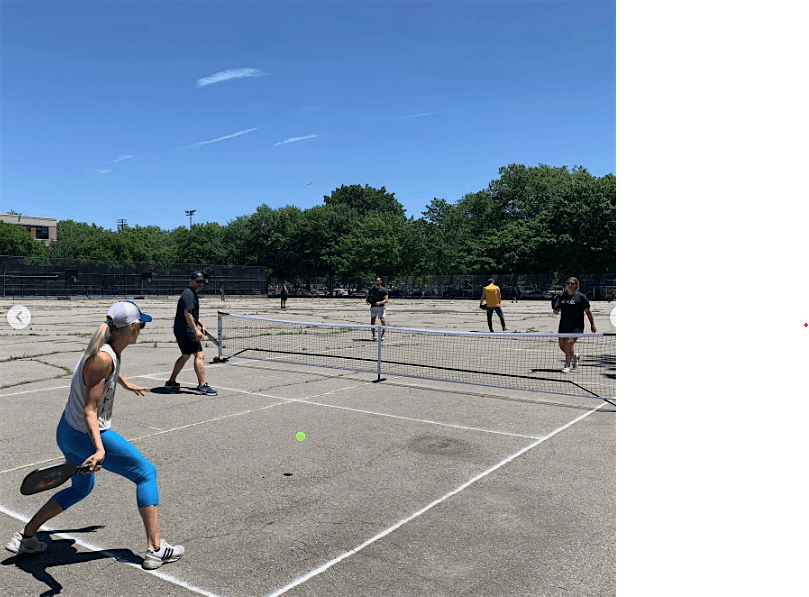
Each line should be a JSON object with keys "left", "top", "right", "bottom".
{"left": 107, "top": 301, "right": 152, "bottom": 329}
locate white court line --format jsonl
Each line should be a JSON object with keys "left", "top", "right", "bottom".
{"left": 2, "top": 364, "right": 538, "bottom": 476}
{"left": 0, "top": 504, "right": 224, "bottom": 597}
{"left": 294, "top": 396, "right": 539, "bottom": 439}
{"left": 146, "top": 375, "right": 541, "bottom": 440}
{"left": 0, "top": 383, "right": 72, "bottom": 397}
{"left": 2, "top": 362, "right": 604, "bottom": 595}
{"left": 0, "top": 362, "right": 203, "bottom": 398}
{"left": 262, "top": 401, "right": 610, "bottom": 597}
{"left": 0, "top": 400, "right": 296, "bottom": 475}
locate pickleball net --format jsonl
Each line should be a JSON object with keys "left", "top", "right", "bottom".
{"left": 216, "top": 313, "right": 616, "bottom": 401}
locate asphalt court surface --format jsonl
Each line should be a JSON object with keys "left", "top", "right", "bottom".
{"left": 1, "top": 297, "right": 615, "bottom": 596}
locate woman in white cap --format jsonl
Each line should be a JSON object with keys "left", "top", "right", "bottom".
{"left": 5, "top": 301, "right": 185, "bottom": 570}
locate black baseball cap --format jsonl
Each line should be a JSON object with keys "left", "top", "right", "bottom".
{"left": 190, "top": 272, "right": 205, "bottom": 282}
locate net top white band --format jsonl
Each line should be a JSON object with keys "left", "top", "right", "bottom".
{"left": 218, "top": 312, "right": 612, "bottom": 338}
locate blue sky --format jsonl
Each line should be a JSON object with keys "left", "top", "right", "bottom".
{"left": 1, "top": 0, "right": 615, "bottom": 231}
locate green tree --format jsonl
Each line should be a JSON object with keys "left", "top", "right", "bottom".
{"left": 323, "top": 184, "right": 405, "bottom": 217}
{"left": 171, "top": 222, "right": 227, "bottom": 265}
{"left": 471, "top": 163, "right": 617, "bottom": 275}
{"left": 122, "top": 225, "right": 178, "bottom": 265}
{"left": 73, "top": 230, "right": 137, "bottom": 265}
{"left": 221, "top": 215, "right": 254, "bottom": 265}
{"left": 0, "top": 222, "right": 51, "bottom": 261}
{"left": 258, "top": 205, "right": 303, "bottom": 277}
{"left": 328, "top": 212, "right": 413, "bottom": 277}
{"left": 289, "top": 204, "right": 360, "bottom": 277}
{"left": 418, "top": 198, "right": 467, "bottom": 274}
{"left": 50, "top": 220, "right": 106, "bottom": 260}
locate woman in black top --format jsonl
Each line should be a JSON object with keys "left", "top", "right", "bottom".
{"left": 280, "top": 284, "right": 288, "bottom": 309}
{"left": 552, "top": 277, "right": 596, "bottom": 373}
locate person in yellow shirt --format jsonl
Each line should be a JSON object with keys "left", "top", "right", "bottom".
{"left": 479, "top": 278, "right": 509, "bottom": 332}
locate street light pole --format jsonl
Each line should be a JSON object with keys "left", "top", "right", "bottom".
{"left": 185, "top": 210, "right": 196, "bottom": 229}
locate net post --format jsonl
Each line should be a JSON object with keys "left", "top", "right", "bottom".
{"left": 216, "top": 313, "right": 223, "bottom": 362}
{"left": 373, "top": 322, "right": 385, "bottom": 383}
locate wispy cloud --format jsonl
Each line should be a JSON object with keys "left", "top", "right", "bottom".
{"left": 274, "top": 134, "right": 319, "bottom": 146}
{"left": 181, "top": 128, "right": 259, "bottom": 149}
{"left": 107, "top": 154, "right": 134, "bottom": 163}
{"left": 94, "top": 169, "right": 111, "bottom": 175}
{"left": 196, "top": 68, "right": 269, "bottom": 88}
{"left": 392, "top": 111, "right": 438, "bottom": 121}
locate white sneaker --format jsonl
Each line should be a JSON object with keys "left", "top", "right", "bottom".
{"left": 572, "top": 353, "right": 580, "bottom": 369}
{"left": 561, "top": 364, "right": 571, "bottom": 374}
{"left": 143, "top": 539, "right": 185, "bottom": 570}
{"left": 5, "top": 532, "right": 47, "bottom": 555}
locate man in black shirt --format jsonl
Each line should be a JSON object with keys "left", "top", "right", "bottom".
{"left": 552, "top": 277, "right": 596, "bottom": 373}
{"left": 366, "top": 276, "right": 388, "bottom": 341}
{"left": 165, "top": 272, "right": 217, "bottom": 395}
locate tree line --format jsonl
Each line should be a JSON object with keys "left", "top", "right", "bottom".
{"left": 1, "top": 163, "right": 615, "bottom": 278}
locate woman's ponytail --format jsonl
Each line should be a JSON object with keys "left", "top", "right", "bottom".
{"left": 84, "top": 317, "right": 113, "bottom": 357}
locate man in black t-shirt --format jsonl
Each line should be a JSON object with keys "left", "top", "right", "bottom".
{"left": 552, "top": 277, "right": 596, "bottom": 373}
{"left": 166, "top": 272, "right": 217, "bottom": 395}
{"left": 366, "top": 276, "right": 388, "bottom": 341}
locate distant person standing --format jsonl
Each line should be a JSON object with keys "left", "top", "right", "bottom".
{"left": 552, "top": 277, "right": 596, "bottom": 373}
{"left": 366, "top": 276, "right": 388, "bottom": 341}
{"left": 280, "top": 284, "right": 289, "bottom": 309}
{"left": 512, "top": 286, "right": 522, "bottom": 303}
{"left": 165, "top": 272, "right": 217, "bottom": 395}
{"left": 480, "top": 279, "right": 509, "bottom": 332}
{"left": 220, "top": 286, "right": 225, "bottom": 302}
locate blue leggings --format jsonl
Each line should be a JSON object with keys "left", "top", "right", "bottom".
{"left": 53, "top": 413, "right": 159, "bottom": 510}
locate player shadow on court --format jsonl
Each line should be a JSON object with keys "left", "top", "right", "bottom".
{"left": 1, "top": 526, "right": 141, "bottom": 596}
{"left": 149, "top": 386, "right": 203, "bottom": 395}
{"left": 531, "top": 354, "right": 616, "bottom": 377}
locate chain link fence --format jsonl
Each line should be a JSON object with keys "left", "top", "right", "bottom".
{"left": 1, "top": 256, "right": 615, "bottom": 301}
{"left": 0, "top": 256, "right": 267, "bottom": 298}
{"left": 268, "top": 274, "right": 616, "bottom": 301}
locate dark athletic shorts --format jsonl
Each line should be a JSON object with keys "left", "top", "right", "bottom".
{"left": 176, "top": 336, "right": 203, "bottom": 355}
{"left": 558, "top": 327, "right": 584, "bottom": 334}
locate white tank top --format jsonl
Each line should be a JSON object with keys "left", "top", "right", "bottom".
{"left": 63, "top": 344, "right": 120, "bottom": 433}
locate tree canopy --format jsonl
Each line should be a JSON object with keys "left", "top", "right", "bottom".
{"left": 10, "top": 164, "right": 615, "bottom": 277}
{"left": 0, "top": 222, "right": 51, "bottom": 262}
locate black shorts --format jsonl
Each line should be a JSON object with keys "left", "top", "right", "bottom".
{"left": 176, "top": 336, "right": 203, "bottom": 355}
{"left": 559, "top": 327, "right": 584, "bottom": 334}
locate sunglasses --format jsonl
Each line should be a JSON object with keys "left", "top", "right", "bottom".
{"left": 567, "top": 282, "right": 577, "bottom": 286}
{"left": 138, "top": 321, "right": 146, "bottom": 329}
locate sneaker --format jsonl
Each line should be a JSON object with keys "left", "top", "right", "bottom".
{"left": 561, "top": 364, "right": 571, "bottom": 374}
{"left": 503, "top": 327, "right": 510, "bottom": 331}
{"left": 195, "top": 383, "right": 217, "bottom": 396}
{"left": 143, "top": 539, "right": 185, "bottom": 570}
{"left": 5, "top": 532, "right": 47, "bottom": 555}
{"left": 164, "top": 380, "right": 180, "bottom": 392}
{"left": 572, "top": 353, "right": 580, "bottom": 369}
